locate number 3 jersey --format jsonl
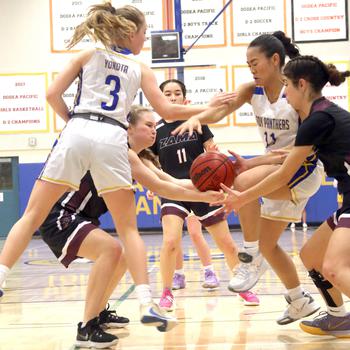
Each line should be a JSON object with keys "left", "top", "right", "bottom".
{"left": 73, "top": 46, "right": 141, "bottom": 126}
{"left": 150, "top": 119, "right": 213, "bottom": 179}
{"left": 251, "top": 86, "right": 299, "bottom": 152}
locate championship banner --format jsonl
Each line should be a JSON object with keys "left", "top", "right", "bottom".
{"left": 182, "top": 66, "right": 230, "bottom": 127}
{"left": 50, "top": 0, "right": 166, "bottom": 52}
{"left": 232, "top": 66, "right": 255, "bottom": 126}
{"left": 180, "top": 0, "right": 227, "bottom": 48}
{"left": 0, "top": 73, "right": 49, "bottom": 134}
{"left": 231, "top": 0, "right": 287, "bottom": 46}
{"left": 292, "top": 0, "right": 348, "bottom": 43}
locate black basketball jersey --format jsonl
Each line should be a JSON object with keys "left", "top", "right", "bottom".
{"left": 40, "top": 171, "right": 108, "bottom": 231}
{"left": 150, "top": 119, "right": 214, "bottom": 179}
{"left": 295, "top": 97, "right": 350, "bottom": 193}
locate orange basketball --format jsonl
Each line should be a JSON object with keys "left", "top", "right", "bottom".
{"left": 190, "top": 151, "right": 236, "bottom": 192}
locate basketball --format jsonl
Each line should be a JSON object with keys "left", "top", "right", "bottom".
{"left": 190, "top": 151, "right": 236, "bottom": 192}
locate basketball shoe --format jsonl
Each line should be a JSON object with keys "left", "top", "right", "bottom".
{"left": 300, "top": 311, "right": 350, "bottom": 338}
{"left": 140, "top": 302, "right": 178, "bottom": 332}
{"left": 76, "top": 317, "right": 118, "bottom": 349}
{"left": 159, "top": 287, "right": 174, "bottom": 311}
{"left": 99, "top": 304, "right": 129, "bottom": 328}
{"left": 228, "top": 252, "right": 268, "bottom": 292}
{"left": 202, "top": 270, "right": 220, "bottom": 289}
{"left": 172, "top": 273, "right": 186, "bottom": 290}
{"left": 277, "top": 291, "right": 320, "bottom": 325}
{"left": 239, "top": 291, "right": 260, "bottom": 306}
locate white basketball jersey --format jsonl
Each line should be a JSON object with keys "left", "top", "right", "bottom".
{"left": 73, "top": 47, "right": 141, "bottom": 126}
{"left": 251, "top": 86, "right": 299, "bottom": 152}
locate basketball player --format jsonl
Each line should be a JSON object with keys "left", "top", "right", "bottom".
{"left": 0, "top": 2, "right": 235, "bottom": 342}
{"left": 146, "top": 190, "right": 221, "bottom": 291}
{"left": 173, "top": 214, "right": 220, "bottom": 290}
{"left": 24, "top": 105, "right": 224, "bottom": 348}
{"left": 152, "top": 79, "right": 259, "bottom": 311}
{"left": 173, "top": 32, "right": 323, "bottom": 324}
{"left": 218, "top": 56, "right": 350, "bottom": 338}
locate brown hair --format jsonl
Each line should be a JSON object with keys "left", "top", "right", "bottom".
{"left": 284, "top": 55, "right": 350, "bottom": 92}
{"left": 67, "top": 2, "right": 145, "bottom": 49}
{"left": 128, "top": 105, "right": 160, "bottom": 168}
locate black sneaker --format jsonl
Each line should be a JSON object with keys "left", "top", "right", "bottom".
{"left": 75, "top": 317, "right": 118, "bottom": 349}
{"left": 99, "top": 304, "right": 130, "bottom": 328}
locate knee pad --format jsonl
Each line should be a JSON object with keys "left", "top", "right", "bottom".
{"left": 309, "top": 269, "right": 336, "bottom": 307}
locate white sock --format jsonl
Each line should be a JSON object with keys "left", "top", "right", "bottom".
{"left": 0, "top": 264, "right": 10, "bottom": 288}
{"left": 328, "top": 304, "right": 347, "bottom": 317}
{"left": 175, "top": 269, "right": 184, "bottom": 275}
{"left": 135, "top": 284, "right": 152, "bottom": 305}
{"left": 287, "top": 286, "right": 304, "bottom": 301}
{"left": 243, "top": 240, "right": 259, "bottom": 258}
{"left": 203, "top": 264, "right": 214, "bottom": 272}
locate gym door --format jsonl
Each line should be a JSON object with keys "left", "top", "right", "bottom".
{"left": 0, "top": 157, "right": 19, "bottom": 237}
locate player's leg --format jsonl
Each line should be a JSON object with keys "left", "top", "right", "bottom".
{"left": 323, "top": 228, "right": 350, "bottom": 298}
{"left": 77, "top": 229, "right": 127, "bottom": 324}
{"left": 228, "top": 165, "right": 285, "bottom": 293}
{"left": 299, "top": 220, "right": 350, "bottom": 337}
{"left": 103, "top": 189, "right": 177, "bottom": 331}
{"left": 0, "top": 180, "right": 68, "bottom": 290}
{"left": 187, "top": 214, "right": 219, "bottom": 289}
{"left": 159, "top": 214, "right": 184, "bottom": 311}
{"left": 173, "top": 243, "right": 185, "bottom": 290}
{"left": 259, "top": 217, "right": 319, "bottom": 324}
{"left": 74, "top": 228, "right": 124, "bottom": 348}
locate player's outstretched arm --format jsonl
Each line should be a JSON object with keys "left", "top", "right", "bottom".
{"left": 129, "top": 150, "right": 224, "bottom": 203}
{"left": 172, "top": 82, "right": 254, "bottom": 135}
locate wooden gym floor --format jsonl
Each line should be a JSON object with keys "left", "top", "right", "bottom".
{"left": 1, "top": 227, "right": 350, "bottom": 350}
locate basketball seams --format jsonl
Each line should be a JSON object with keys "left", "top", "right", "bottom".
{"left": 190, "top": 151, "right": 236, "bottom": 191}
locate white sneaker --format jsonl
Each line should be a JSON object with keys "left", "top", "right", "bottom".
{"left": 302, "top": 223, "right": 308, "bottom": 230}
{"left": 290, "top": 223, "right": 296, "bottom": 230}
{"left": 277, "top": 291, "right": 320, "bottom": 325}
{"left": 228, "top": 253, "right": 268, "bottom": 293}
{"left": 140, "top": 302, "right": 178, "bottom": 332}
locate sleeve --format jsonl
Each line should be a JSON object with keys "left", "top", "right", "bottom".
{"left": 295, "top": 111, "right": 335, "bottom": 147}
{"left": 201, "top": 125, "right": 214, "bottom": 143}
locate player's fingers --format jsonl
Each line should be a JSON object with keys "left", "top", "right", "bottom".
{"left": 172, "top": 124, "right": 184, "bottom": 135}
{"left": 220, "top": 183, "right": 233, "bottom": 193}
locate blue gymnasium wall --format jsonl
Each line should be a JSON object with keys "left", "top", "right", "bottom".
{"left": 19, "top": 162, "right": 339, "bottom": 230}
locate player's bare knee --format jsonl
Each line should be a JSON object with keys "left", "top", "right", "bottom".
{"left": 322, "top": 261, "right": 339, "bottom": 285}
{"left": 162, "top": 237, "right": 179, "bottom": 253}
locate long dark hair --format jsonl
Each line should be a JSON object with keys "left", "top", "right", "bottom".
{"left": 159, "top": 79, "right": 187, "bottom": 98}
{"left": 249, "top": 31, "right": 300, "bottom": 67}
{"left": 284, "top": 55, "right": 350, "bottom": 92}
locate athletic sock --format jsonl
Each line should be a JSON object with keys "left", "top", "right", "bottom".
{"left": 328, "top": 304, "right": 347, "bottom": 317}
{"left": 243, "top": 240, "right": 259, "bottom": 258}
{"left": 287, "top": 285, "right": 304, "bottom": 301}
{"left": 0, "top": 264, "right": 10, "bottom": 287}
{"left": 135, "top": 284, "right": 152, "bottom": 305}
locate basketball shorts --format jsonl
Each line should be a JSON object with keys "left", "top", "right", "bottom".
{"left": 160, "top": 198, "right": 225, "bottom": 227}
{"left": 327, "top": 191, "right": 350, "bottom": 230}
{"left": 261, "top": 162, "right": 323, "bottom": 222}
{"left": 39, "top": 209, "right": 98, "bottom": 268}
{"left": 40, "top": 118, "right": 132, "bottom": 195}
